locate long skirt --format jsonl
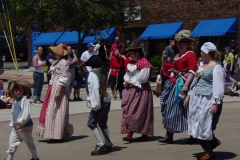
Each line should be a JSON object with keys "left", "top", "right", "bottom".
{"left": 121, "top": 83, "right": 154, "bottom": 136}
{"left": 36, "top": 85, "right": 74, "bottom": 139}
{"left": 36, "top": 85, "right": 52, "bottom": 137}
{"left": 160, "top": 80, "right": 188, "bottom": 132}
{"left": 188, "top": 87, "right": 223, "bottom": 140}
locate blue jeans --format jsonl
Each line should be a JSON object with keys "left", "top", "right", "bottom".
{"left": 33, "top": 72, "right": 44, "bottom": 101}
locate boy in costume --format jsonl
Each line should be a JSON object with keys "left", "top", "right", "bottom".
{"left": 6, "top": 80, "right": 39, "bottom": 160}
{"left": 85, "top": 55, "right": 113, "bottom": 155}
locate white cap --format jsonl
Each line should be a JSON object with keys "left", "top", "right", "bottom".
{"left": 201, "top": 42, "right": 217, "bottom": 54}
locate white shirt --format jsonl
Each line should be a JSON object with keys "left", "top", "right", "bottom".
{"left": 80, "top": 50, "right": 96, "bottom": 72}
{"left": 88, "top": 69, "right": 111, "bottom": 111}
{"left": 34, "top": 59, "right": 44, "bottom": 73}
{"left": 124, "top": 64, "right": 150, "bottom": 88}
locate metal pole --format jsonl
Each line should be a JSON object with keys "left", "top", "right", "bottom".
{"left": 14, "top": 0, "right": 16, "bottom": 35}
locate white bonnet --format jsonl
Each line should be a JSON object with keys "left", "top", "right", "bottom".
{"left": 201, "top": 42, "right": 217, "bottom": 54}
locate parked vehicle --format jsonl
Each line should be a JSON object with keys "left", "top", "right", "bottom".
{"left": 0, "top": 35, "right": 28, "bottom": 61}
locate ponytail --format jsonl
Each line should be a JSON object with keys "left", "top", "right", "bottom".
{"left": 208, "top": 51, "right": 222, "bottom": 61}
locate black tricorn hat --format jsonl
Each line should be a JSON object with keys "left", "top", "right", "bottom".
{"left": 84, "top": 55, "right": 109, "bottom": 68}
{"left": 126, "top": 38, "right": 143, "bottom": 52}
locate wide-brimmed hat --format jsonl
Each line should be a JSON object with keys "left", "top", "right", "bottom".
{"left": 9, "top": 80, "right": 31, "bottom": 96}
{"left": 126, "top": 38, "right": 143, "bottom": 52}
{"left": 174, "top": 30, "right": 193, "bottom": 42}
{"left": 48, "top": 44, "right": 68, "bottom": 56}
{"left": 84, "top": 55, "right": 109, "bottom": 68}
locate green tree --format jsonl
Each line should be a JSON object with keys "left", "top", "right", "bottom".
{"left": 7, "top": 0, "right": 143, "bottom": 56}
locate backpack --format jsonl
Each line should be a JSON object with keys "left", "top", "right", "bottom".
{"left": 75, "top": 67, "right": 84, "bottom": 83}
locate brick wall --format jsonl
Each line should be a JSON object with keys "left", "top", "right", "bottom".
{"left": 127, "top": 0, "right": 240, "bottom": 49}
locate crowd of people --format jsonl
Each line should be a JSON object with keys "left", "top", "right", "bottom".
{"left": 0, "top": 31, "right": 239, "bottom": 159}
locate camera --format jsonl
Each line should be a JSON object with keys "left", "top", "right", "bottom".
{"left": 178, "top": 93, "right": 186, "bottom": 101}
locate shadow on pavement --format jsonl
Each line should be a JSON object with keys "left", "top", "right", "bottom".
{"left": 173, "top": 138, "right": 199, "bottom": 145}
{"left": 38, "top": 135, "right": 89, "bottom": 143}
{"left": 193, "top": 151, "right": 238, "bottom": 160}
{"left": 122, "top": 136, "right": 163, "bottom": 144}
{"left": 112, "top": 146, "right": 127, "bottom": 153}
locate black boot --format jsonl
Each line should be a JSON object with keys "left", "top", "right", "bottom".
{"left": 91, "top": 145, "right": 110, "bottom": 155}
{"left": 158, "top": 131, "right": 173, "bottom": 144}
{"left": 135, "top": 134, "right": 148, "bottom": 142}
{"left": 211, "top": 136, "right": 221, "bottom": 149}
{"left": 185, "top": 136, "right": 198, "bottom": 144}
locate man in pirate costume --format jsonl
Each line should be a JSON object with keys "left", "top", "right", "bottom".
{"left": 85, "top": 55, "right": 113, "bottom": 155}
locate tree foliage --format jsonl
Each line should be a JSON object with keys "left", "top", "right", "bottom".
{"left": 7, "top": 0, "right": 142, "bottom": 39}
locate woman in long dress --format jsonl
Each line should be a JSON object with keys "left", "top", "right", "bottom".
{"left": 159, "top": 30, "right": 198, "bottom": 144}
{"left": 184, "top": 42, "right": 225, "bottom": 160}
{"left": 36, "top": 44, "right": 74, "bottom": 140}
{"left": 121, "top": 38, "right": 154, "bottom": 142}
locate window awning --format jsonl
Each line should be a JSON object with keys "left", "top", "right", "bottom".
{"left": 139, "top": 22, "right": 183, "bottom": 40}
{"left": 191, "top": 18, "right": 237, "bottom": 37}
{"left": 56, "top": 31, "right": 83, "bottom": 44}
{"left": 83, "top": 27, "right": 116, "bottom": 43}
{"left": 33, "top": 32, "right": 63, "bottom": 45}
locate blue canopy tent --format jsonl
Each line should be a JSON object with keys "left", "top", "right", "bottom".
{"left": 83, "top": 27, "right": 116, "bottom": 43}
{"left": 55, "top": 31, "right": 83, "bottom": 44}
{"left": 191, "top": 18, "right": 237, "bottom": 37}
{"left": 33, "top": 32, "right": 64, "bottom": 45}
{"left": 140, "top": 22, "right": 183, "bottom": 40}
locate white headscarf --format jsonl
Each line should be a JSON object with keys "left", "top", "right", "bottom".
{"left": 201, "top": 42, "right": 217, "bottom": 54}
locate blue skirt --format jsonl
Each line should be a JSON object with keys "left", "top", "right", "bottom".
{"left": 160, "top": 80, "right": 188, "bottom": 132}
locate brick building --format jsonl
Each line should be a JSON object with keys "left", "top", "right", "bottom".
{"left": 120, "top": 0, "right": 240, "bottom": 58}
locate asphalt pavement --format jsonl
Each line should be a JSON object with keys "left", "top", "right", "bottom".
{"left": 0, "top": 68, "right": 239, "bottom": 160}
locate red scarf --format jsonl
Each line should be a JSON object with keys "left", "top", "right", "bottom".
{"left": 136, "top": 57, "right": 152, "bottom": 70}
{"left": 128, "top": 58, "right": 153, "bottom": 79}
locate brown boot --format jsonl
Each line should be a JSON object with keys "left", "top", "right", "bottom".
{"left": 199, "top": 152, "right": 215, "bottom": 160}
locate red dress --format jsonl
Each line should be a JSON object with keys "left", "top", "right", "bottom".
{"left": 162, "top": 62, "right": 174, "bottom": 77}
{"left": 169, "top": 51, "right": 197, "bottom": 82}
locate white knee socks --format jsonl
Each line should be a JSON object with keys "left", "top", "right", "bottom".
{"left": 92, "top": 128, "right": 104, "bottom": 146}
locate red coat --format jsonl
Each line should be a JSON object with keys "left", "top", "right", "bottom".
{"left": 110, "top": 55, "right": 123, "bottom": 76}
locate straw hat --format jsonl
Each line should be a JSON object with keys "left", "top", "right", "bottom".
{"left": 9, "top": 80, "right": 31, "bottom": 96}
{"left": 174, "top": 30, "right": 193, "bottom": 42}
{"left": 48, "top": 44, "right": 68, "bottom": 56}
